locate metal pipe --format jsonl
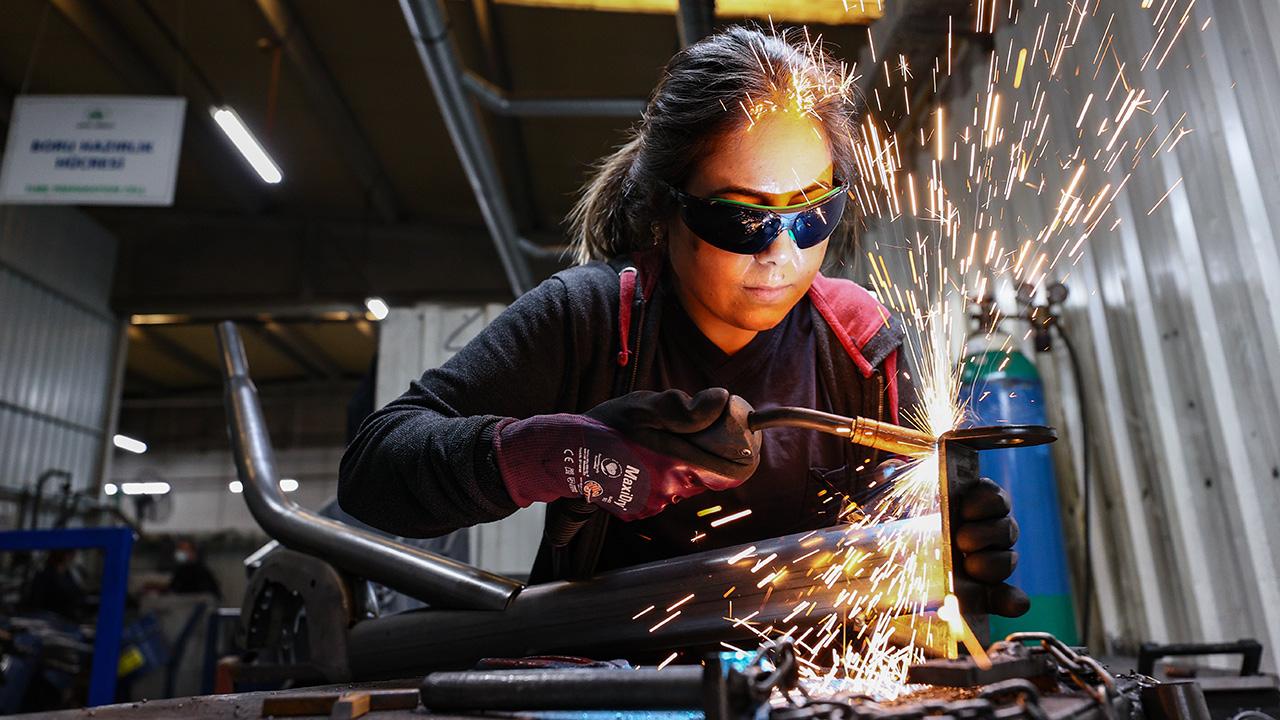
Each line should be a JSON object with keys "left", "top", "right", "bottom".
{"left": 676, "top": 0, "right": 715, "bottom": 47}
{"left": 214, "top": 321, "right": 522, "bottom": 611}
{"left": 462, "top": 72, "right": 646, "bottom": 118}
{"left": 398, "top": 0, "right": 533, "bottom": 296}
{"left": 28, "top": 469, "right": 73, "bottom": 530}
{"left": 748, "top": 407, "right": 936, "bottom": 457}
{"left": 421, "top": 666, "right": 706, "bottom": 710}
{"left": 347, "top": 516, "right": 948, "bottom": 678}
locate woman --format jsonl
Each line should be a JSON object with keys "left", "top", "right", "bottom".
{"left": 340, "top": 27, "right": 1026, "bottom": 617}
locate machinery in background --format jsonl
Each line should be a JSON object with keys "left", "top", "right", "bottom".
{"left": 960, "top": 286, "right": 1079, "bottom": 645}
{"left": 0, "top": 527, "right": 134, "bottom": 710}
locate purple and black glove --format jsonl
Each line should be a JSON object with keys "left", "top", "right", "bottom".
{"left": 495, "top": 388, "right": 762, "bottom": 522}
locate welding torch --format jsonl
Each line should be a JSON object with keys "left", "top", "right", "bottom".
{"left": 546, "top": 404, "right": 937, "bottom": 548}
{"left": 747, "top": 407, "right": 937, "bottom": 458}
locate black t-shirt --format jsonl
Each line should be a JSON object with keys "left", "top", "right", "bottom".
{"left": 596, "top": 292, "right": 849, "bottom": 570}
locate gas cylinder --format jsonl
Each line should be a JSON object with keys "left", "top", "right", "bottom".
{"left": 960, "top": 325, "right": 1079, "bottom": 644}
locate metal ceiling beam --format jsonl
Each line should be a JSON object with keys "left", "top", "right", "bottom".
{"left": 49, "top": 0, "right": 266, "bottom": 212}
{"left": 468, "top": 0, "right": 538, "bottom": 228}
{"left": 106, "top": 210, "right": 530, "bottom": 314}
{"left": 398, "top": 0, "right": 534, "bottom": 296}
{"left": 129, "top": 325, "right": 223, "bottom": 383}
{"left": 461, "top": 73, "right": 646, "bottom": 118}
{"left": 252, "top": 0, "right": 401, "bottom": 224}
{"left": 676, "top": 0, "right": 715, "bottom": 47}
{"left": 123, "top": 370, "right": 167, "bottom": 396}
{"left": 251, "top": 321, "right": 345, "bottom": 380}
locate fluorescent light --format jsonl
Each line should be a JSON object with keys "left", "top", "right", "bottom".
{"left": 229, "top": 479, "right": 295, "bottom": 493}
{"left": 113, "top": 434, "right": 147, "bottom": 454}
{"left": 121, "top": 481, "right": 170, "bottom": 495}
{"left": 103, "top": 483, "right": 119, "bottom": 496}
{"left": 211, "top": 106, "right": 283, "bottom": 184}
{"left": 364, "top": 297, "right": 389, "bottom": 321}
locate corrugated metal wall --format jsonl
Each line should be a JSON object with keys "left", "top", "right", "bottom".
{"left": 858, "top": 0, "right": 1280, "bottom": 665}
{"left": 0, "top": 205, "right": 122, "bottom": 525}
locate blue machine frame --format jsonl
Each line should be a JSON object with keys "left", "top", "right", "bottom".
{"left": 0, "top": 527, "right": 134, "bottom": 707}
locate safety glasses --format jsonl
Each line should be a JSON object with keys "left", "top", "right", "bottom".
{"left": 669, "top": 182, "right": 848, "bottom": 255}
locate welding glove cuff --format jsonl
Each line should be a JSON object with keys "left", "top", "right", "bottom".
{"left": 494, "top": 389, "right": 762, "bottom": 522}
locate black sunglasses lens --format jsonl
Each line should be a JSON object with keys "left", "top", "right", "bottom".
{"left": 680, "top": 203, "right": 778, "bottom": 254}
{"left": 789, "top": 191, "right": 848, "bottom": 249}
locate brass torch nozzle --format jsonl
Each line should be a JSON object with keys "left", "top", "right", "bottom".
{"left": 746, "top": 407, "right": 937, "bottom": 457}
{"left": 848, "top": 416, "right": 937, "bottom": 457}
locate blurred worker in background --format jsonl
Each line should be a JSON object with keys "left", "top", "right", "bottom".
{"left": 340, "top": 26, "right": 1025, "bottom": 617}
{"left": 168, "top": 539, "right": 221, "bottom": 600}
{"left": 23, "top": 549, "right": 88, "bottom": 622}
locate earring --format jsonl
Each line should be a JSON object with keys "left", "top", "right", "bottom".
{"left": 650, "top": 223, "right": 665, "bottom": 248}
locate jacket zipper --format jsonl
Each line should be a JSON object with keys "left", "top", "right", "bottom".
{"left": 874, "top": 371, "right": 884, "bottom": 421}
{"left": 627, "top": 292, "right": 645, "bottom": 391}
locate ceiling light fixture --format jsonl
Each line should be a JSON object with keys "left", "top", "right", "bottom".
{"left": 211, "top": 106, "right": 283, "bottom": 184}
{"left": 364, "top": 297, "right": 390, "bottom": 321}
{"left": 121, "top": 481, "right": 171, "bottom": 495}
{"left": 113, "top": 434, "right": 148, "bottom": 454}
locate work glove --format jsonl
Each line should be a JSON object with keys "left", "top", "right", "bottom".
{"left": 495, "top": 388, "right": 762, "bottom": 522}
{"left": 955, "top": 476, "right": 1030, "bottom": 618}
{"left": 869, "top": 462, "right": 1029, "bottom": 618}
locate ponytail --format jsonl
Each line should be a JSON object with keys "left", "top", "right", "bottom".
{"left": 567, "top": 135, "right": 644, "bottom": 265}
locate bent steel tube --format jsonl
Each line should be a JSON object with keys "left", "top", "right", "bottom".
{"left": 215, "top": 321, "right": 522, "bottom": 611}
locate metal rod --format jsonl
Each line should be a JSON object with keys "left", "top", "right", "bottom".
{"left": 747, "top": 407, "right": 936, "bottom": 457}
{"left": 462, "top": 71, "right": 646, "bottom": 118}
{"left": 398, "top": 0, "right": 533, "bottom": 296}
{"left": 421, "top": 666, "right": 705, "bottom": 710}
{"left": 215, "top": 321, "right": 522, "bottom": 611}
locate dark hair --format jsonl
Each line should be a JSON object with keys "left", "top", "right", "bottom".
{"left": 567, "top": 25, "right": 860, "bottom": 264}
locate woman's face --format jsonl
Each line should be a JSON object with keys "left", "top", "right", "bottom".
{"left": 667, "top": 111, "right": 835, "bottom": 351}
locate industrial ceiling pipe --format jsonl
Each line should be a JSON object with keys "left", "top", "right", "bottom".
{"left": 461, "top": 72, "right": 646, "bottom": 118}
{"left": 399, "top": 0, "right": 534, "bottom": 296}
{"left": 215, "top": 321, "right": 522, "bottom": 611}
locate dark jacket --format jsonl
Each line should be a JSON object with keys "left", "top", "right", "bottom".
{"left": 338, "top": 252, "right": 912, "bottom": 582}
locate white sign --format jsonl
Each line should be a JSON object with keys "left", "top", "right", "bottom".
{"left": 0, "top": 96, "right": 186, "bottom": 206}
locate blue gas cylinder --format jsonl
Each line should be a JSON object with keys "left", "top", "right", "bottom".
{"left": 959, "top": 345, "right": 1078, "bottom": 644}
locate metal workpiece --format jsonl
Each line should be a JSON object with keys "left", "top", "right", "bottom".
{"left": 747, "top": 407, "right": 937, "bottom": 457}
{"left": 420, "top": 644, "right": 792, "bottom": 717}
{"left": 1140, "top": 682, "right": 1213, "bottom": 720}
{"left": 347, "top": 518, "right": 949, "bottom": 679}
{"left": 214, "top": 321, "right": 522, "bottom": 611}
{"left": 420, "top": 665, "right": 706, "bottom": 710}
{"left": 907, "top": 640, "right": 1056, "bottom": 687}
